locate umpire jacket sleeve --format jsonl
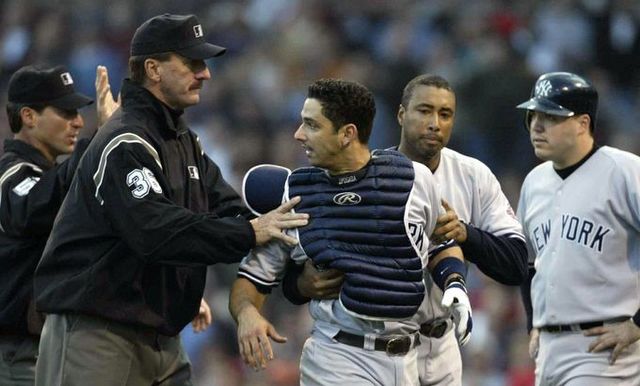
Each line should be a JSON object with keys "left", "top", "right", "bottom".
{"left": 461, "top": 224, "right": 528, "bottom": 285}
{"left": 0, "top": 138, "right": 89, "bottom": 237}
{"left": 98, "top": 141, "right": 255, "bottom": 266}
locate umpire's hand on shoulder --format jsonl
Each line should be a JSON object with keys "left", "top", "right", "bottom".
{"left": 441, "top": 278, "right": 473, "bottom": 346}
{"left": 250, "top": 196, "right": 309, "bottom": 246}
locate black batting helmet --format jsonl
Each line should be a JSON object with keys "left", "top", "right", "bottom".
{"left": 517, "top": 72, "right": 598, "bottom": 131}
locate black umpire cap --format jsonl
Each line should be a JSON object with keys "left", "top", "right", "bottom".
{"left": 8, "top": 65, "right": 93, "bottom": 110}
{"left": 130, "top": 14, "right": 226, "bottom": 59}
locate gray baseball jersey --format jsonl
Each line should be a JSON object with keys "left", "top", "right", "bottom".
{"left": 518, "top": 146, "right": 640, "bottom": 385}
{"left": 518, "top": 146, "right": 640, "bottom": 326}
{"left": 414, "top": 147, "right": 524, "bottom": 385}
{"left": 238, "top": 160, "right": 443, "bottom": 385}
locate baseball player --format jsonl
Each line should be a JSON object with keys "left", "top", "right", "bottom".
{"left": 517, "top": 72, "right": 640, "bottom": 385}
{"left": 32, "top": 14, "right": 307, "bottom": 386}
{"left": 281, "top": 74, "right": 528, "bottom": 385}
{"left": 229, "top": 79, "right": 472, "bottom": 386}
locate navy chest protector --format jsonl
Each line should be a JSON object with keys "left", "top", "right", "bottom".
{"left": 288, "top": 150, "right": 425, "bottom": 319}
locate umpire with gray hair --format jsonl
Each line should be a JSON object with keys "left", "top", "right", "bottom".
{"left": 33, "top": 14, "right": 307, "bottom": 386}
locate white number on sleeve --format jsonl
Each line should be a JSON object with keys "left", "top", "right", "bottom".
{"left": 126, "top": 167, "right": 162, "bottom": 199}
{"left": 408, "top": 222, "right": 425, "bottom": 251}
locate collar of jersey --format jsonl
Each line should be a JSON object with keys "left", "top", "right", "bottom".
{"left": 554, "top": 144, "right": 599, "bottom": 179}
{"left": 3, "top": 138, "right": 55, "bottom": 169}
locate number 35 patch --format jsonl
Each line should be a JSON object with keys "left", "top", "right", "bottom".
{"left": 126, "top": 167, "right": 163, "bottom": 199}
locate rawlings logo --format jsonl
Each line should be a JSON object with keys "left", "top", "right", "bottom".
{"left": 535, "top": 79, "right": 552, "bottom": 97}
{"left": 333, "top": 192, "right": 361, "bottom": 205}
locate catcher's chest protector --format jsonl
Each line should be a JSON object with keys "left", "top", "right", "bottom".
{"left": 288, "top": 150, "right": 424, "bottom": 320}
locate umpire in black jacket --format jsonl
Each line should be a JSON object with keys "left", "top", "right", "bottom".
{"left": 0, "top": 65, "right": 94, "bottom": 386}
{"left": 33, "top": 13, "right": 307, "bottom": 386}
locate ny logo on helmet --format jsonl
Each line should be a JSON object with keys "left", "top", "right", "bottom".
{"left": 333, "top": 192, "right": 361, "bottom": 205}
{"left": 535, "top": 80, "right": 552, "bottom": 97}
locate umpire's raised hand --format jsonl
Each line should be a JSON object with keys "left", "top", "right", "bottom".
{"left": 250, "top": 196, "right": 309, "bottom": 246}
{"left": 95, "top": 65, "right": 120, "bottom": 127}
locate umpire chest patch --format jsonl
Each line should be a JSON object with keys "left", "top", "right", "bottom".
{"left": 13, "top": 176, "right": 40, "bottom": 196}
{"left": 187, "top": 166, "right": 200, "bottom": 180}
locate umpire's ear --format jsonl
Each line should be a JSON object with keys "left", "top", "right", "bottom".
{"left": 242, "top": 164, "right": 291, "bottom": 216}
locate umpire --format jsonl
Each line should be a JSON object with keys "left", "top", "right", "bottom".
{"left": 0, "top": 65, "right": 93, "bottom": 385}
{"left": 33, "top": 13, "right": 307, "bottom": 386}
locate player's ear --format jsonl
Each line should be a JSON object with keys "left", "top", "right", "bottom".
{"left": 577, "top": 113, "right": 590, "bottom": 135}
{"left": 397, "top": 104, "right": 405, "bottom": 126}
{"left": 340, "top": 123, "right": 358, "bottom": 147}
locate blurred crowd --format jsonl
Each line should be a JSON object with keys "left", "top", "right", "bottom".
{"left": 1, "top": 0, "right": 639, "bottom": 385}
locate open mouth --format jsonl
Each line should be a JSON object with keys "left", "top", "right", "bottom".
{"left": 301, "top": 145, "right": 312, "bottom": 156}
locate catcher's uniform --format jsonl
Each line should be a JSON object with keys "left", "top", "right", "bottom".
{"left": 239, "top": 151, "right": 450, "bottom": 386}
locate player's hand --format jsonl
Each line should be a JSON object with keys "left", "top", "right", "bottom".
{"left": 584, "top": 319, "right": 640, "bottom": 364}
{"left": 95, "top": 65, "right": 120, "bottom": 127}
{"left": 250, "top": 196, "right": 309, "bottom": 246}
{"left": 191, "top": 298, "right": 212, "bottom": 333}
{"left": 431, "top": 200, "right": 467, "bottom": 245}
{"left": 528, "top": 328, "right": 540, "bottom": 359}
{"left": 236, "top": 306, "right": 287, "bottom": 371}
{"left": 297, "top": 259, "right": 344, "bottom": 299}
{"left": 441, "top": 280, "right": 472, "bottom": 346}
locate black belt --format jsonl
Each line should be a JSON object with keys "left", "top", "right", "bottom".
{"left": 540, "top": 316, "right": 629, "bottom": 333}
{"left": 419, "top": 319, "right": 449, "bottom": 339}
{"left": 333, "top": 330, "right": 420, "bottom": 356}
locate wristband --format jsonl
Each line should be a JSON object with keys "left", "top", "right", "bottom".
{"left": 432, "top": 257, "right": 467, "bottom": 291}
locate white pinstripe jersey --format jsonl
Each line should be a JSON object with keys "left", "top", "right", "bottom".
{"left": 518, "top": 146, "right": 640, "bottom": 326}
{"left": 415, "top": 147, "right": 524, "bottom": 324}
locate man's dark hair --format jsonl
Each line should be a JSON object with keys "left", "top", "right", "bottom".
{"left": 6, "top": 102, "right": 46, "bottom": 133}
{"left": 401, "top": 74, "right": 454, "bottom": 108}
{"left": 307, "top": 79, "right": 376, "bottom": 144}
{"left": 128, "top": 53, "right": 174, "bottom": 85}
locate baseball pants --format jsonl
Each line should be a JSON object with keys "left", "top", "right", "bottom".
{"left": 0, "top": 335, "right": 38, "bottom": 386}
{"left": 535, "top": 330, "right": 640, "bottom": 386}
{"left": 300, "top": 330, "right": 419, "bottom": 386}
{"left": 416, "top": 328, "right": 461, "bottom": 386}
{"left": 35, "top": 313, "right": 193, "bottom": 386}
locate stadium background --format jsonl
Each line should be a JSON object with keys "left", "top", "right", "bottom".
{"left": 0, "top": 0, "right": 638, "bottom": 385}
